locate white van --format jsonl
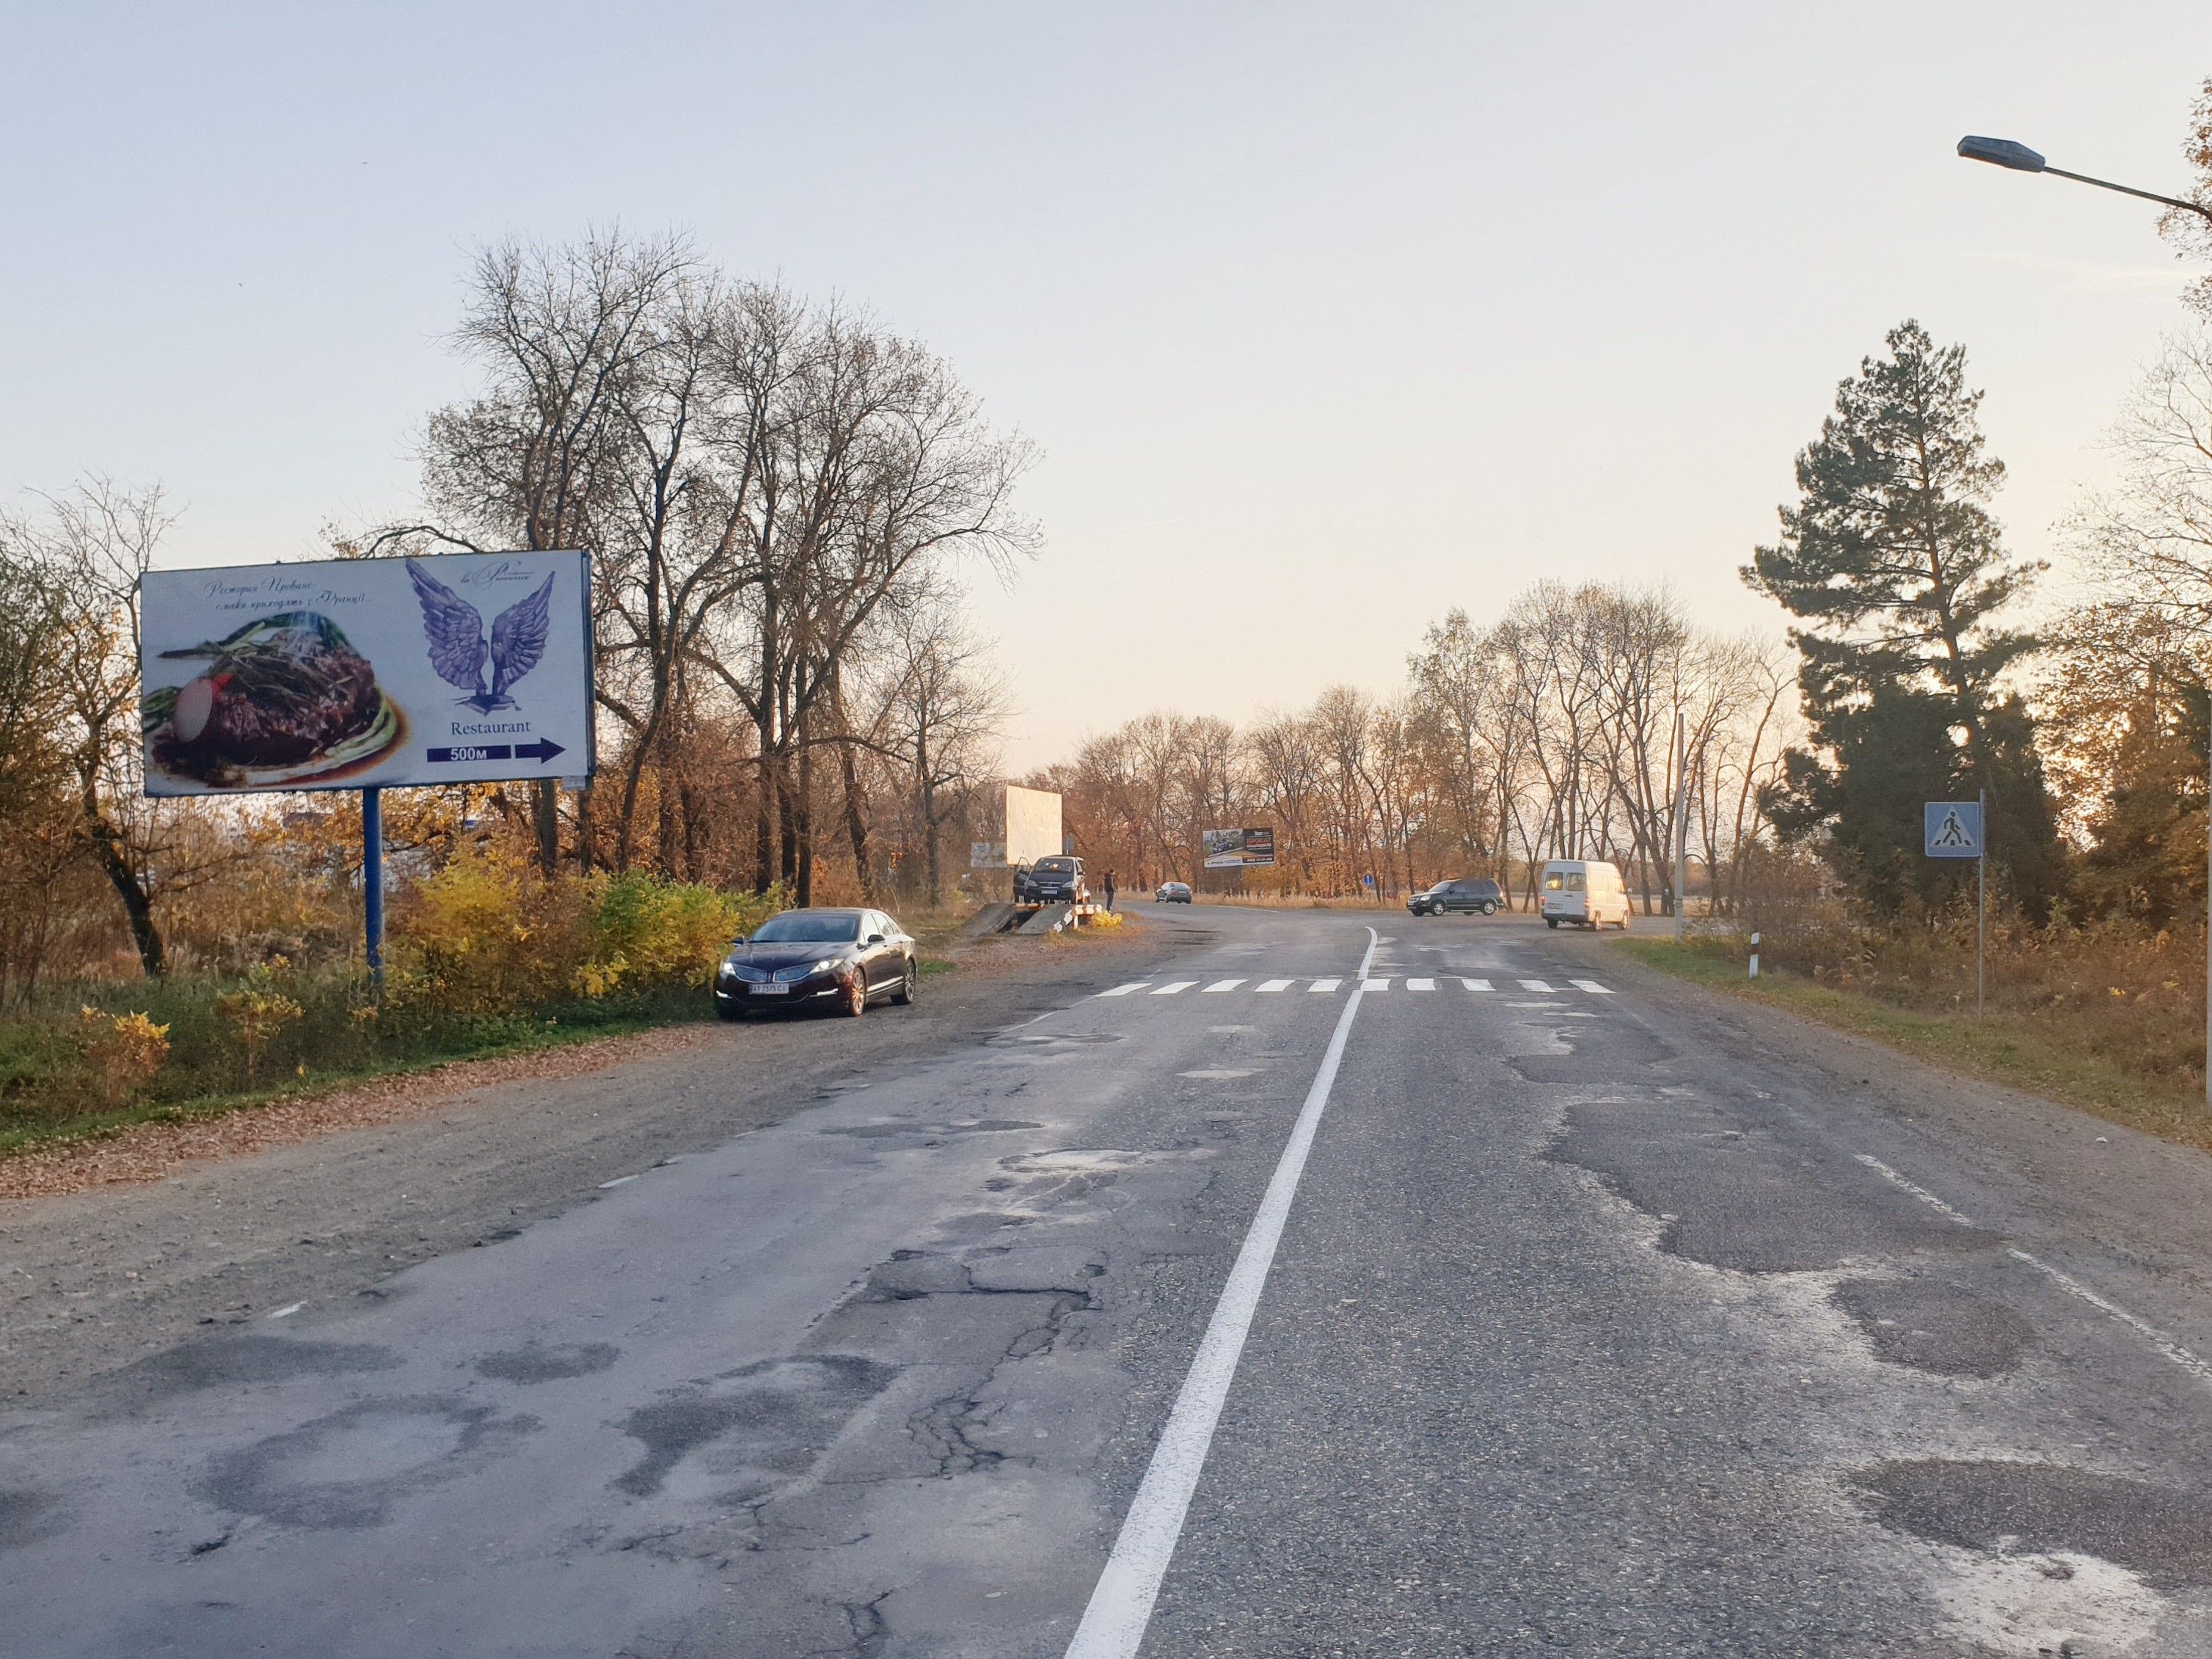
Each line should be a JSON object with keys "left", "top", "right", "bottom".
{"left": 1541, "top": 860, "right": 1632, "bottom": 930}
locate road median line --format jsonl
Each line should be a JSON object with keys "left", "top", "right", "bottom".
{"left": 1063, "top": 925, "right": 1379, "bottom": 1659}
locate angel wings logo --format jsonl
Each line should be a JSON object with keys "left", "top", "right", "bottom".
{"left": 406, "top": 561, "right": 555, "bottom": 712}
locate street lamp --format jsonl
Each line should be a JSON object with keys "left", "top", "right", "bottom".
{"left": 1957, "top": 134, "right": 2212, "bottom": 1103}
{"left": 1957, "top": 134, "right": 2212, "bottom": 223}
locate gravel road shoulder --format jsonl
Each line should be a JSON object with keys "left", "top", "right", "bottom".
{"left": 0, "top": 916, "right": 1210, "bottom": 1404}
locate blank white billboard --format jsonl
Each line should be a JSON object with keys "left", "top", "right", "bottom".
{"left": 139, "top": 552, "right": 594, "bottom": 796}
{"left": 1004, "top": 784, "right": 1063, "bottom": 867}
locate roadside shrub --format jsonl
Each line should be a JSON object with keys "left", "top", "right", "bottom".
{"left": 586, "top": 872, "right": 748, "bottom": 995}
{"left": 75, "top": 1007, "right": 169, "bottom": 1104}
{"left": 214, "top": 970, "right": 305, "bottom": 1084}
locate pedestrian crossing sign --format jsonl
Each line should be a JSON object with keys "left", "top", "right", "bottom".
{"left": 1924, "top": 801, "right": 1983, "bottom": 859}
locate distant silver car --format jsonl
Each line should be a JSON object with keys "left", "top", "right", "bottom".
{"left": 1155, "top": 881, "right": 1193, "bottom": 903}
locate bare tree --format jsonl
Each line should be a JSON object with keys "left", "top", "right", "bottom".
{"left": 4, "top": 482, "right": 178, "bottom": 974}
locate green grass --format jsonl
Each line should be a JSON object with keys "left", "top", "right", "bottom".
{"left": 0, "top": 983, "right": 719, "bottom": 1162}
{"left": 1614, "top": 937, "right": 2212, "bottom": 1153}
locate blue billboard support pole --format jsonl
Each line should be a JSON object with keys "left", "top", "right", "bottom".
{"left": 363, "top": 787, "right": 384, "bottom": 989}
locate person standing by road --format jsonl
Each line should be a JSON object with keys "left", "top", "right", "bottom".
{"left": 1103, "top": 870, "right": 1117, "bottom": 912}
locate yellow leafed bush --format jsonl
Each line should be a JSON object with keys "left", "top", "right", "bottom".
{"left": 213, "top": 982, "right": 304, "bottom": 1083}
{"left": 75, "top": 1007, "right": 170, "bottom": 1103}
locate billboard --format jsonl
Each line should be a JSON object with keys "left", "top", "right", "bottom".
{"left": 139, "top": 552, "right": 594, "bottom": 797}
{"left": 1202, "top": 827, "right": 1277, "bottom": 869}
{"left": 1004, "top": 784, "right": 1063, "bottom": 867}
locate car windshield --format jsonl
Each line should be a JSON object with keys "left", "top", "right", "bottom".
{"left": 1037, "top": 858, "right": 1076, "bottom": 873}
{"left": 748, "top": 912, "right": 861, "bottom": 944}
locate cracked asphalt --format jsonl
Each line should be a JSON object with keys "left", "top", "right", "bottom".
{"left": 12, "top": 905, "right": 2212, "bottom": 1655}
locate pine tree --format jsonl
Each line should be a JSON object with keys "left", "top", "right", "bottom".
{"left": 1746, "top": 320, "right": 2062, "bottom": 914}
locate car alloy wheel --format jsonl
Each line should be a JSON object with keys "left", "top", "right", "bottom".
{"left": 842, "top": 975, "right": 866, "bottom": 1017}
{"left": 893, "top": 960, "right": 916, "bottom": 1005}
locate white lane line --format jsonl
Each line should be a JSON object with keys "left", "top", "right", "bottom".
{"left": 597, "top": 1174, "right": 640, "bottom": 1189}
{"left": 2009, "top": 1249, "right": 2212, "bottom": 1388}
{"left": 1151, "top": 981, "right": 1199, "bottom": 996}
{"left": 1065, "top": 927, "right": 1380, "bottom": 1659}
{"left": 1099, "top": 982, "right": 1150, "bottom": 998}
{"left": 267, "top": 1302, "right": 303, "bottom": 1320}
{"left": 1461, "top": 977, "right": 1492, "bottom": 992}
{"left": 1255, "top": 978, "right": 1295, "bottom": 993}
{"left": 1517, "top": 979, "right": 1555, "bottom": 993}
{"left": 1853, "top": 1153, "right": 2212, "bottom": 1390}
{"left": 1571, "top": 979, "right": 1613, "bottom": 995}
{"left": 1852, "top": 1153, "right": 1976, "bottom": 1227}
{"left": 1361, "top": 978, "right": 1390, "bottom": 991}
{"left": 1307, "top": 978, "right": 1341, "bottom": 993}
{"left": 1201, "top": 979, "right": 1246, "bottom": 993}
{"left": 1406, "top": 977, "right": 1436, "bottom": 991}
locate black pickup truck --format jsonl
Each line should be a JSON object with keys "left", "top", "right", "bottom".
{"left": 1015, "top": 856, "right": 1087, "bottom": 905}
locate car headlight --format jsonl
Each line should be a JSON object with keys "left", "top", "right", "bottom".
{"left": 808, "top": 958, "right": 846, "bottom": 977}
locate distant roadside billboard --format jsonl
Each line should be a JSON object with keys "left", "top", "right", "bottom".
{"left": 1004, "top": 784, "right": 1063, "bottom": 867}
{"left": 139, "top": 552, "right": 594, "bottom": 797}
{"left": 1202, "top": 827, "right": 1277, "bottom": 869}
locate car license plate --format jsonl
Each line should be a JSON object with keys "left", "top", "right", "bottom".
{"left": 755, "top": 983, "right": 790, "bottom": 995}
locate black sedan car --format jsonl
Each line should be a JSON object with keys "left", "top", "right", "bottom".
{"left": 715, "top": 908, "right": 916, "bottom": 1020}
{"left": 1155, "top": 880, "right": 1193, "bottom": 903}
{"left": 1409, "top": 877, "right": 1504, "bottom": 917}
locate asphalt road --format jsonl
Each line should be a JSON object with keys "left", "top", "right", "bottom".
{"left": 10, "top": 903, "right": 2212, "bottom": 1655}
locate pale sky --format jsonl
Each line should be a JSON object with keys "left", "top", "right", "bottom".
{"left": 5, "top": 2, "right": 2209, "bottom": 771}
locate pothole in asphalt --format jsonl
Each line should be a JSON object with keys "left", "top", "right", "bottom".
{"left": 475, "top": 1341, "right": 621, "bottom": 1385}
{"left": 103, "top": 1335, "right": 399, "bottom": 1410}
{"left": 0, "top": 1490, "right": 64, "bottom": 1553}
{"left": 1851, "top": 1459, "right": 2212, "bottom": 1591}
{"left": 985, "top": 1032, "right": 1124, "bottom": 1049}
{"left": 821, "top": 1119, "right": 1043, "bottom": 1140}
{"left": 613, "top": 1356, "right": 895, "bottom": 1501}
{"left": 1832, "top": 1278, "right": 2034, "bottom": 1378}
{"left": 194, "top": 1397, "right": 540, "bottom": 1529}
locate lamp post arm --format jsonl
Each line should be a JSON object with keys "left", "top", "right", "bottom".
{"left": 2042, "top": 165, "right": 2212, "bottom": 224}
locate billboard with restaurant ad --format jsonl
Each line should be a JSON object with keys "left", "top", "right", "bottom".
{"left": 1202, "top": 827, "right": 1277, "bottom": 869}
{"left": 138, "top": 552, "right": 594, "bottom": 796}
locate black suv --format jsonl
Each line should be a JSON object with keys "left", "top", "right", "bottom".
{"left": 1409, "top": 877, "right": 1503, "bottom": 917}
{"left": 1016, "top": 856, "right": 1087, "bottom": 905}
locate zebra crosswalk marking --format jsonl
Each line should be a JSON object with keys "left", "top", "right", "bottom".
{"left": 1092, "top": 974, "right": 1613, "bottom": 1000}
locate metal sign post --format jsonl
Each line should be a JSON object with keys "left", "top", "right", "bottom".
{"left": 1924, "top": 798, "right": 1986, "bottom": 1016}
